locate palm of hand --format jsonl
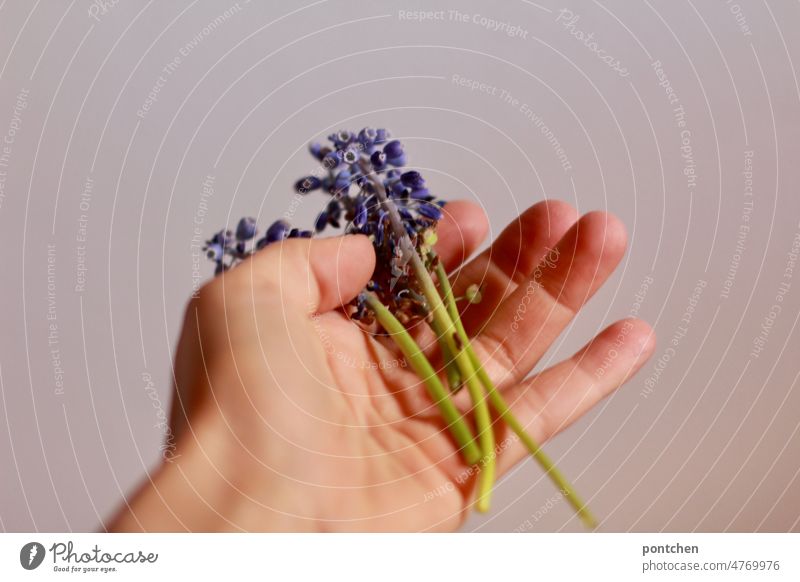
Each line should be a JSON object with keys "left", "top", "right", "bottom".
{"left": 176, "top": 199, "right": 654, "bottom": 532}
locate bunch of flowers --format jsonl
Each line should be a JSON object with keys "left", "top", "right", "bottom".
{"left": 203, "top": 128, "right": 595, "bottom": 527}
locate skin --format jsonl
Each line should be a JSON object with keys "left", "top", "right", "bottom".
{"left": 110, "top": 200, "right": 656, "bottom": 532}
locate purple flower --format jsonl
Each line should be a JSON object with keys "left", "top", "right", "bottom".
{"left": 206, "top": 243, "right": 223, "bottom": 261}
{"left": 326, "top": 199, "right": 342, "bottom": 229}
{"left": 205, "top": 126, "right": 447, "bottom": 324}
{"left": 353, "top": 201, "right": 368, "bottom": 229}
{"left": 329, "top": 130, "right": 353, "bottom": 147}
{"left": 400, "top": 171, "right": 425, "bottom": 189}
{"left": 211, "top": 229, "right": 234, "bottom": 248}
{"left": 315, "top": 211, "right": 328, "bottom": 233}
{"left": 370, "top": 151, "right": 387, "bottom": 170}
{"left": 295, "top": 176, "right": 322, "bottom": 193}
{"left": 357, "top": 127, "right": 378, "bottom": 153}
{"left": 333, "top": 169, "right": 352, "bottom": 193}
{"left": 409, "top": 187, "right": 432, "bottom": 200}
{"left": 323, "top": 152, "right": 341, "bottom": 169}
{"left": 416, "top": 202, "right": 442, "bottom": 221}
{"left": 265, "top": 219, "right": 290, "bottom": 243}
{"left": 309, "top": 142, "right": 324, "bottom": 160}
{"left": 236, "top": 217, "right": 257, "bottom": 241}
{"left": 342, "top": 147, "right": 360, "bottom": 165}
{"left": 383, "top": 140, "right": 404, "bottom": 165}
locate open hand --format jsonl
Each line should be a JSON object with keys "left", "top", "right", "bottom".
{"left": 110, "top": 199, "right": 655, "bottom": 532}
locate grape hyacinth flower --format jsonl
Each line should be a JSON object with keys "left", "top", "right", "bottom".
{"left": 206, "top": 128, "right": 448, "bottom": 325}
{"left": 202, "top": 127, "right": 597, "bottom": 527}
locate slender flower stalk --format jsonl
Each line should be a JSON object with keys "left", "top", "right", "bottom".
{"left": 435, "top": 327, "right": 462, "bottom": 392}
{"left": 434, "top": 262, "right": 598, "bottom": 529}
{"left": 364, "top": 293, "right": 481, "bottom": 465}
{"left": 368, "top": 175, "right": 496, "bottom": 512}
{"left": 204, "top": 126, "right": 595, "bottom": 526}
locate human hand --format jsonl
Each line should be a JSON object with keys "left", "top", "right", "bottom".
{"left": 110, "top": 200, "right": 655, "bottom": 532}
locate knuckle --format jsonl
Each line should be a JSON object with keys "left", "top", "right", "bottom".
{"left": 256, "top": 240, "right": 311, "bottom": 298}
{"left": 189, "top": 238, "right": 313, "bottom": 318}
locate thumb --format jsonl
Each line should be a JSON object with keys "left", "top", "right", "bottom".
{"left": 250, "top": 234, "right": 376, "bottom": 314}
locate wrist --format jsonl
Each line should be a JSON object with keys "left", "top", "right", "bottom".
{"left": 110, "top": 407, "right": 319, "bottom": 532}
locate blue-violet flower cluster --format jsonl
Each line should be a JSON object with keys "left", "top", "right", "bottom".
{"left": 204, "top": 128, "right": 447, "bottom": 325}
{"left": 201, "top": 126, "right": 596, "bottom": 526}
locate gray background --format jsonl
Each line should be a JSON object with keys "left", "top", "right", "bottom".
{"left": 0, "top": 0, "right": 798, "bottom": 532}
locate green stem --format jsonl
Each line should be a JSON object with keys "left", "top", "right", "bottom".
{"left": 367, "top": 176, "right": 495, "bottom": 511}
{"left": 364, "top": 294, "right": 481, "bottom": 466}
{"left": 484, "top": 377, "right": 598, "bottom": 529}
{"left": 433, "top": 319, "right": 494, "bottom": 511}
{"left": 409, "top": 259, "right": 495, "bottom": 512}
{"left": 435, "top": 262, "right": 597, "bottom": 529}
{"left": 434, "top": 323, "right": 462, "bottom": 392}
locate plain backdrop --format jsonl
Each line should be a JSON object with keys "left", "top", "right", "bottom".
{"left": 0, "top": 0, "right": 798, "bottom": 532}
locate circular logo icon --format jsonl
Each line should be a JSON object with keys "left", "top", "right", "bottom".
{"left": 20, "top": 542, "right": 46, "bottom": 570}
